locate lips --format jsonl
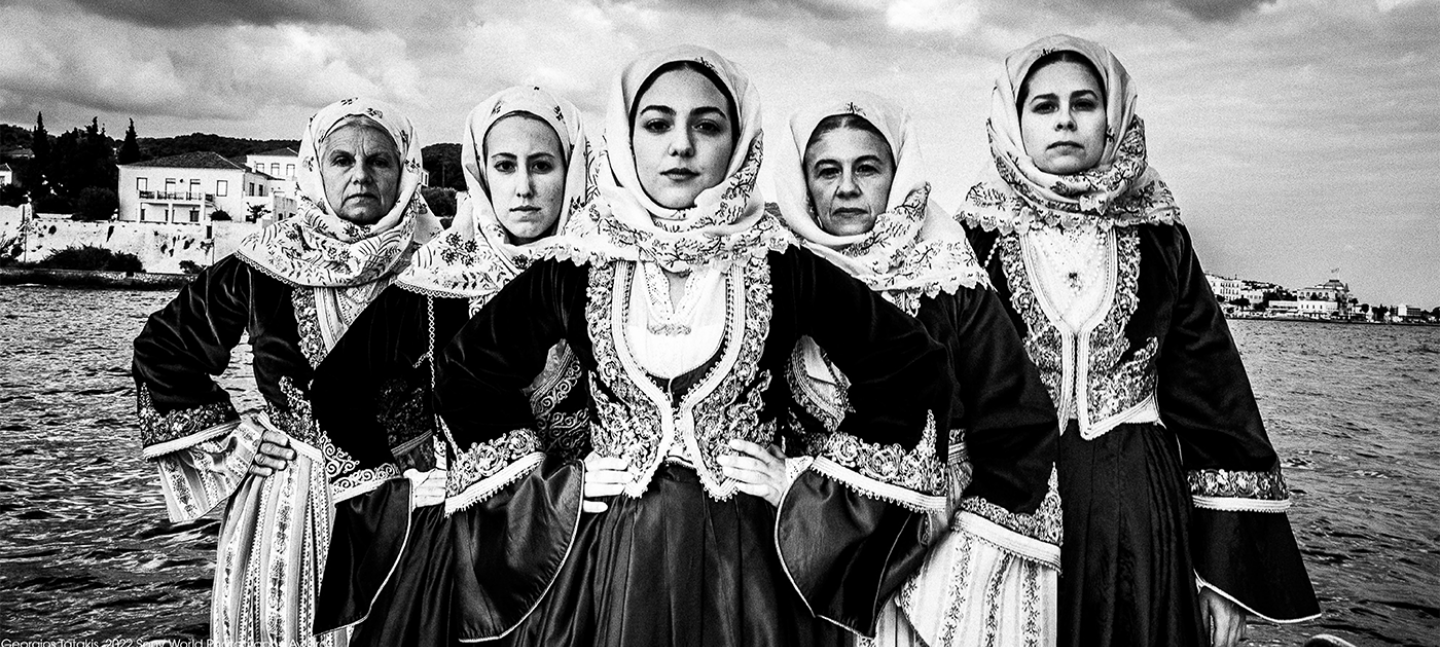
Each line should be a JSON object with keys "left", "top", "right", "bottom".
{"left": 831, "top": 207, "right": 868, "bottom": 218}
{"left": 346, "top": 192, "right": 379, "bottom": 202}
{"left": 1048, "top": 141, "right": 1082, "bottom": 150}
{"left": 660, "top": 168, "right": 699, "bottom": 181}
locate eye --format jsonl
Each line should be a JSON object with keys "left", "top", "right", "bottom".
{"left": 642, "top": 118, "right": 671, "bottom": 134}
{"left": 694, "top": 119, "right": 723, "bottom": 135}
{"left": 814, "top": 165, "right": 840, "bottom": 180}
{"left": 857, "top": 163, "right": 881, "bottom": 177}
{"left": 1073, "top": 98, "right": 1100, "bottom": 111}
{"left": 532, "top": 159, "right": 556, "bottom": 174}
{"left": 328, "top": 151, "right": 354, "bottom": 167}
{"left": 492, "top": 159, "right": 516, "bottom": 173}
{"left": 369, "top": 155, "right": 394, "bottom": 168}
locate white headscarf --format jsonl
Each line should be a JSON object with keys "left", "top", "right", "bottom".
{"left": 235, "top": 97, "right": 441, "bottom": 287}
{"left": 958, "top": 34, "right": 1180, "bottom": 233}
{"left": 775, "top": 92, "right": 987, "bottom": 314}
{"left": 396, "top": 87, "right": 593, "bottom": 304}
{"left": 551, "top": 45, "right": 788, "bottom": 272}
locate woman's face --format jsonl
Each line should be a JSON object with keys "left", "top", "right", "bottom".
{"left": 804, "top": 126, "right": 895, "bottom": 237}
{"left": 631, "top": 67, "right": 736, "bottom": 209}
{"left": 320, "top": 123, "right": 402, "bottom": 225}
{"left": 1019, "top": 61, "right": 1107, "bottom": 175}
{"left": 483, "top": 115, "right": 566, "bottom": 245}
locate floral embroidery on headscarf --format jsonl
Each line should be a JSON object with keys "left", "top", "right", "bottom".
{"left": 774, "top": 92, "right": 988, "bottom": 314}
{"left": 537, "top": 45, "right": 790, "bottom": 272}
{"left": 957, "top": 34, "right": 1181, "bottom": 234}
{"left": 234, "top": 97, "right": 441, "bottom": 287}
{"left": 395, "top": 86, "right": 593, "bottom": 307}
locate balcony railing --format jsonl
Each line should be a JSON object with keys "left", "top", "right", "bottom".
{"left": 138, "top": 190, "right": 216, "bottom": 203}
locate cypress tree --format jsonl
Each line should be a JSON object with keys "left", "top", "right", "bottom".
{"left": 119, "top": 119, "right": 142, "bottom": 164}
{"left": 27, "top": 112, "right": 49, "bottom": 198}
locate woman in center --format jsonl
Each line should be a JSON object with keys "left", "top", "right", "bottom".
{"left": 437, "top": 46, "right": 953, "bottom": 646}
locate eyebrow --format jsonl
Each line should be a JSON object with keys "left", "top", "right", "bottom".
{"left": 637, "top": 105, "right": 729, "bottom": 120}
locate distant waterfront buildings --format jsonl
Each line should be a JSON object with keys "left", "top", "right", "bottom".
{"left": 0, "top": 162, "right": 13, "bottom": 185}
{"left": 1206, "top": 273, "right": 1362, "bottom": 320}
{"left": 117, "top": 152, "right": 297, "bottom": 225}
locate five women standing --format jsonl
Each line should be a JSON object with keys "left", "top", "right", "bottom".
{"left": 134, "top": 36, "right": 1318, "bottom": 647}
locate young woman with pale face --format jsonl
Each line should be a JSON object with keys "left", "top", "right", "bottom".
{"left": 1017, "top": 56, "right": 1107, "bottom": 175}
{"left": 483, "top": 114, "right": 567, "bottom": 244}
{"left": 630, "top": 64, "right": 736, "bottom": 210}
{"left": 319, "top": 118, "right": 403, "bottom": 226}
{"left": 957, "top": 36, "right": 1320, "bottom": 647}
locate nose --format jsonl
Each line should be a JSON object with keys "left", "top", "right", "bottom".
{"left": 667, "top": 129, "right": 695, "bottom": 158}
{"left": 836, "top": 169, "right": 861, "bottom": 198}
{"left": 1055, "top": 106, "right": 1076, "bottom": 131}
{"left": 516, "top": 168, "right": 535, "bottom": 197}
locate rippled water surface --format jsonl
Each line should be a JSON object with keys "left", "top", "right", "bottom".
{"left": 1, "top": 286, "right": 1436, "bottom": 645}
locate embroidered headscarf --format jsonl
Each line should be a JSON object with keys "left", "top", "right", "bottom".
{"left": 396, "top": 87, "right": 593, "bottom": 305}
{"left": 551, "top": 45, "right": 786, "bottom": 271}
{"left": 775, "top": 92, "right": 988, "bottom": 315}
{"left": 958, "top": 34, "right": 1180, "bottom": 233}
{"left": 235, "top": 97, "right": 441, "bottom": 286}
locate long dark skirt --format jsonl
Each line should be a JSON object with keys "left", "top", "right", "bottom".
{"left": 1057, "top": 421, "right": 1205, "bottom": 647}
{"left": 498, "top": 462, "right": 841, "bottom": 647}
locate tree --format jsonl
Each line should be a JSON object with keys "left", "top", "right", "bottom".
{"left": 421, "top": 143, "right": 466, "bottom": 190}
{"left": 1230, "top": 297, "right": 1251, "bottom": 308}
{"left": 27, "top": 112, "right": 50, "bottom": 199}
{"left": 210, "top": 209, "right": 232, "bottom": 221}
{"left": 421, "top": 186, "right": 457, "bottom": 217}
{"left": 74, "top": 186, "right": 118, "bottom": 220}
{"left": 247, "top": 204, "right": 270, "bottom": 222}
{"left": 118, "top": 119, "right": 142, "bottom": 164}
{"left": 1372, "top": 305, "right": 1389, "bottom": 322}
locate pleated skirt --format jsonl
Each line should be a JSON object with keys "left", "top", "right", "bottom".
{"left": 498, "top": 462, "right": 841, "bottom": 647}
{"left": 1057, "top": 421, "right": 1205, "bottom": 647}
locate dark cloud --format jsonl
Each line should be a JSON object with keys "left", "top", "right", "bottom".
{"left": 66, "top": 0, "right": 373, "bottom": 29}
{"left": 612, "top": 0, "right": 882, "bottom": 21}
{"left": 1169, "top": 0, "right": 1276, "bottom": 21}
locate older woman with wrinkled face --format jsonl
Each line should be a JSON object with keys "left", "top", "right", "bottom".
{"left": 776, "top": 93, "right": 1060, "bottom": 647}
{"left": 133, "top": 98, "right": 439, "bottom": 647}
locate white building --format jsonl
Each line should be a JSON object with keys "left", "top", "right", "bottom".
{"left": 246, "top": 147, "right": 299, "bottom": 196}
{"left": 0, "top": 162, "right": 14, "bottom": 186}
{"left": 1268, "top": 300, "right": 1339, "bottom": 317}
{"left": 118, "top": 152, "right": 296, "bottom": 224}
{"left": 1294, "top": 278, "right": 1353, "bottom": 316}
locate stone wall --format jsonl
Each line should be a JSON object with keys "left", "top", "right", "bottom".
{"left": 0, "top": 205, "right": 262, "bottom": 273}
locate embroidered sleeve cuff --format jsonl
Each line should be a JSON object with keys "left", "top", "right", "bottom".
{"left": 958, "top": 468, "right": 1063, "bottom": 547}
{"left": 444, "top": 429, "right": 546, "bottom": 514}
{"left": 1188, "top": 466, "right": 1291, "bottom": 513}
{"left": 137, "top": 384, "right": 240, "bottom": 458}
{"left": 152, "top": 419, "right": 261, "bottom": 522}
{"left": 804, "top": 411, "right": 947, "bottom": 513}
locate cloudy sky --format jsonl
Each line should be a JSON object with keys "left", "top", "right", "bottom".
{"left": 1, "top": 0, "right": 1437, "bottom": 305}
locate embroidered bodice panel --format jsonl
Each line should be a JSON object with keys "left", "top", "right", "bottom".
{"left": 587, "top": 256, "right": 776, "bottom": 500}
{"left": 999, "top": 226, "right": 1159, "bottom": 439}
{"left": 624, "top": 261, "right": 729, "bottom": 379}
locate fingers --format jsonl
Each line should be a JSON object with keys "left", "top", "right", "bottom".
{"left": 728, "top": 439, "right": 781, "bottom": 465}
{"left": 1201, "top": 599, "right": 1217, "bottom": 647}
{"left": 732, "top": 481, "right": 781, "bottom": 508}
{"left": 582, "top": 500, "right": 609, "bottom": 514}
{"left": 260, "top": 429, "right": 291, "bottom": 447}
{"left": 585, "top": 453, "right": 629, "bottom": 472}
{"left": 248, "top": 450, "right": 292, "bottom": 476}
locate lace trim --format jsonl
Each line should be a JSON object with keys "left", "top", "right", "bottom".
{"left": 586, "top": 261, "right": 667, "bottom": 493}
{"left": 290, "top": 288, "right": 327, "bottom": 369}
{"left": 136, "top": 383, "right": 239, "bottom": 454}
{"left": 1188, "top": 466, "right": 1289, "bottom": 501}
{"left": 808, "top": 409, "right": 946, "bottom": 503}
{"left": 585, "top": 255, "right": 778, "bottom": 501}
{"left": 688, "top": 254, "right": 776, "bottom": 499}
{"left": 332, "top": 463, "right": 402, "bottom": 503}
{"left": 999, "top": 228, "right": 1159, "bottom": 438}
{"left": 446, "top": 429, "right": 544, "bottom": 500}
{"left": 998, "top": 233, "right": 1065, "bottom": 411}
{"left": 785, "top": 341, "right": 850, "bottom": 434}
{"left": 1084, "top": 229, "right": 1158, "bottom": 427}
{"left": 958, "top": 469, "right": 1063, "bottom": 546}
